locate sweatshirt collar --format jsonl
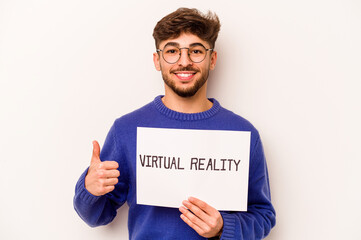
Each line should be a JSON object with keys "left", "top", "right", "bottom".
{"left": 153, "top": 95, "right": 221, "bottom": 121}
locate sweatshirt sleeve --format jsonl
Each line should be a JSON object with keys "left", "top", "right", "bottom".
{"left": 219, "top": 135, "right": 276, "bottom": 240}
{"left": 73, "top": 123, "right": 129, "bottom": 227}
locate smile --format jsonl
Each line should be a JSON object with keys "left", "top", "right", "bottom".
{"left": 174, "top": 72, "right": 196, "bottom": 81}
{"left": 177, "top": 73, "right": 193, "bottom": 77}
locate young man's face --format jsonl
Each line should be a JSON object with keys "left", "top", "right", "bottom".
{"left": 153, "top": 33, "right": 217, "bottom": 98}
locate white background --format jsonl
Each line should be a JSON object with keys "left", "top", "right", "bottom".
{"left": 0, "top": 0, "right": 360, "bottom": 239}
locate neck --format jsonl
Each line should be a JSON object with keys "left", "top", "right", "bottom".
{"left": 162, "top": 84, "right": 213, "bottom": 113}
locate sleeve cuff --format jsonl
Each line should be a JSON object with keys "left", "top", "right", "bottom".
{"left": 75, "top": 169, "right": 102, "bottom": 205}
{"left": 219, "top": 212, "right": 236, "bottom": 239}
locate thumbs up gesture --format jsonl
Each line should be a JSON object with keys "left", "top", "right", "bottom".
{"left": 85, "top": 141, "right": 120, "bottom": 196}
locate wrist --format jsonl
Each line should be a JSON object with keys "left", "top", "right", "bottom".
{"left": 209, "top": 227, "right": 222, "bottom": 240}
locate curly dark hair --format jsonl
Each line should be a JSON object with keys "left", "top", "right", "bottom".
{"left": 153, "top": 8, "right": 221, "bottom": 49}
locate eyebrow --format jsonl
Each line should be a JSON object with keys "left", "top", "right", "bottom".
{"left": 163, "top": 42, "right": 206, "bottom": 48}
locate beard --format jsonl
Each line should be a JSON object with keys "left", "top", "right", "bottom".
{"left": 161, "top": 66, "right": 209, "bottom": 98}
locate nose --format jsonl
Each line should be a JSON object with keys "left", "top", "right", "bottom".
{"left": 177, "top": 48, "right": 193, "bottom": 66}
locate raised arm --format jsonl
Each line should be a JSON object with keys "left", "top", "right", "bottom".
{"left": 73, "top": 125, "right": 128, "bottom": 227}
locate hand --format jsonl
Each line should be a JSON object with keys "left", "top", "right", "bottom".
{"left": 85, "top": 140, "right": 120, "bottom": 196}
{"left": 179, "top": 197, "right": 223, "bottom": 238}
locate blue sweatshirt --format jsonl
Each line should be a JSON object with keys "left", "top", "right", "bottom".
{"left": 73, "top": 96, "right": 276, "bottom": 240}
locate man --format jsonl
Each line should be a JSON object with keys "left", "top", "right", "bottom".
{"left": 74, "top": 8, "right": 276, "bottom": 240}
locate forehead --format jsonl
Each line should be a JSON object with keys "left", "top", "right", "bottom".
{"left": 159, "top": 33, "right": 209, "bottom": 49}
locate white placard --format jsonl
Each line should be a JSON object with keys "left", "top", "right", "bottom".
{"left": 136, "top": 127, "right": 251, "bottom": 211}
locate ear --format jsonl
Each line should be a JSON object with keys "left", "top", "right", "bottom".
{"left": 153, "top": 52, "right": 161, "bottom": 71}
{"left": 209, "top": 50, "right": 217, "bottom": 70}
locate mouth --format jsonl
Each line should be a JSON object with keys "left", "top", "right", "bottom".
{"left": 173, "top": 71, "right": 196, "bottom": 81}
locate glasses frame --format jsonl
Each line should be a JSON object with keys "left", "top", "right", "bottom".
{"left": 156, "top": 44, "right": 214, "bottom": 64}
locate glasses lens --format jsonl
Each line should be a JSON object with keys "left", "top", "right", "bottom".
{"left": 189, "top": 45, "right": 207, "bottom": 63}
{"left": 162, "top": 45, "right": 180, "bottom": 63}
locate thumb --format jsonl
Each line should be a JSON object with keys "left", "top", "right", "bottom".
{"left": 91, "top": 140, "right": 101, "bottom": 164}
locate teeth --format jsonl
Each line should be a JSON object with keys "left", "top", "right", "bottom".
{"left": 176, "top": 73, "right": 193, "bottom": 77}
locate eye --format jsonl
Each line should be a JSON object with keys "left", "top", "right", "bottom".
{"left": 190, "top": 47, "right": 205, "bottom": 55}
{"left": 164, "top": 46, "right": 179, "bottom": 55}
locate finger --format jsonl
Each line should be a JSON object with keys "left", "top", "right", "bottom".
{"left": 182, "top": 199, "right": 209, "bottom": 222}
{"left": 188, "top": 197, "right": 223, "bottom": 236}
{"left": 179, "top": 209, "right": 209, "bottom": 237}
{"left": 188, "top": 197, "right": 218, "bottom": 216}
{"left": 180, "top": 213, "right": 204, "bottom": 233}
{"left": 103, "top": 177, "right": 118, "bottom": 186}
{"left": 179, "top": 205, "right": 209, "bottom": 231}
{"left": 101, "top": 169, "right": 120, "bottom": 178}
{"left": 100, "top": 160, "right": 119, "bottom": 170}
{"left": 91, "top": 140, "right": 101, "bottom": 164}
{"left": 103, "top": 185, "right": 115, "bottom": 194}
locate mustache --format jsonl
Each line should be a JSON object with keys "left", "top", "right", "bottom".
{"left": 171, "top": 67, "right": 198, "bottom": 73}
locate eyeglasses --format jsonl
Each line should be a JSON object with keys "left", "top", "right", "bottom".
{"left": 156, "top": 44, "right": 213, "bottom": 64}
